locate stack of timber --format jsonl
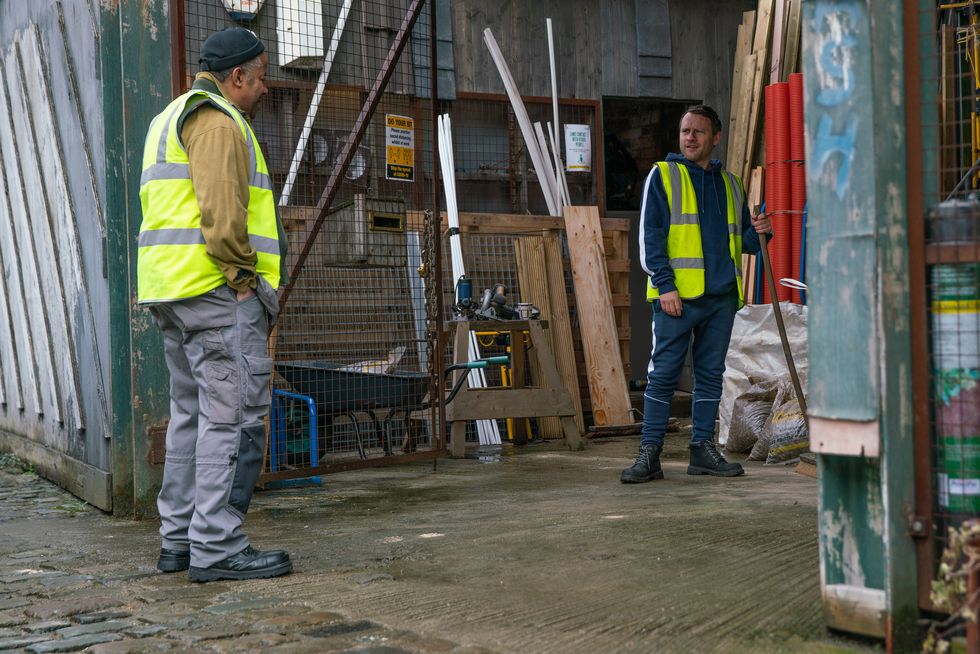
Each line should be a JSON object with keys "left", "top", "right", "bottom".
{"left": 726, "top": 0, "right": 802, "bottom": 304}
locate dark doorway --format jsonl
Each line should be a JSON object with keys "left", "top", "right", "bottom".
{"left": 602, "top": 98, "right": 690, "bottom": 211}
{"left": 603, "top": 97, "right": 695, "bottom": 387}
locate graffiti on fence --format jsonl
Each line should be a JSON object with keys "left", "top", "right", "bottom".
{"left": 809, "top": 3, "right": 861, "bottom": 201}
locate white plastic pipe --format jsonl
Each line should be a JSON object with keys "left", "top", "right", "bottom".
{"left": 483, "top": 28, "right": 560, "bottom": 216}
{"left": 438, "top": 115, "right": 501, "bottom": 446}
{"left": 547, "top": 18, "right": 560, "bottom": 163}
{"left": 533, "top": 121, "right": 559, "bottom": 211}
{"left": 547, "top": 121, "right": 570, "bottom": 207}
{"left": 279, "top": 0, "right": 353, "bottom": 206}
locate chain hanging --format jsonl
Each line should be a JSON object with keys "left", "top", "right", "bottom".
{"left": 419, "top": 209, "right": 437, "bottom": 376}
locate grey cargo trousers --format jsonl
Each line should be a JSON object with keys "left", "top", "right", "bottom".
{"left": 150, "top": 284, "right": 273, "bottom": 567}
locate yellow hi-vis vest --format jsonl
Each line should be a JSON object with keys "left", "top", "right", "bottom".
{"left": 646, "top": 161, "right": 745, "bottom": 308}
{"left": 137, "top": 89, "right": 281, "bottom": 303}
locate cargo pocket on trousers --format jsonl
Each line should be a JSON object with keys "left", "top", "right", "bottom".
{"left": 243, "top": 354, "right": 273, "bottom": 408}
{"left": 229, "top": 424, "right": 265, "bottom": 515}
{"left": 205, "top": 362, "right": 240, "bottom": 424}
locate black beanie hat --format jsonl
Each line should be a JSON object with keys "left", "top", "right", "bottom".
{"left": 199, "top": 28, "right": 265, "bottom": 72}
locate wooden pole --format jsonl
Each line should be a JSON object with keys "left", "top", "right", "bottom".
{"left": 751, "top": 171, "right": 808, "bottom": 420}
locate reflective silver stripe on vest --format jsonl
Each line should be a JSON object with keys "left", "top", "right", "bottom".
{"left": 235, "top": 111, "right": 273, "bottom": 191}
{"left": 728, "top": 222, "right": 738, "bottom": 234}
{"left": 155, "top": 118, "right": 169, "bottom": 163}
{"left": 251, "top": 171, "right": 273, "bottom": 191}
{"left": 157, "top": 107, "right": 179, "bottom": 163}
{"left": 669, "top": 257, "right": 705, "bottom": 269}
{"left": 141, "top": 162, "right": 191, "bottom": 185}
{"left": 665, "top": 162, "right": 700, "bottom": 225}
{"left": 666, "top": 163, "right": 682, "bottom": 222}
{"left": 249, "top": 234, "right": 280, "bottom": 255}
{"left": 723, "top": 171, "right": 744, "bottom": 214}
{"left": 139, "top": 228, "right": 204, "bottom": 247}
{"left": 145, "top": 91, "right": 271, "bottom": 191}
{"left": 139, "top": 105, "right": 185, "bottom": 187}
{"left": 139, "top": 228, "right": 279, "bottom": 257}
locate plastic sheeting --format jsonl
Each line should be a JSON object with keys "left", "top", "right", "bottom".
{"left": 719, "top": 302, "right": 808, "bottom": 446}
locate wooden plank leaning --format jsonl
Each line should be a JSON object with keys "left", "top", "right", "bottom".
{"left": 542, "top": 230, "right": 585, "bottom": 434}
{"left": 742, "top": 48, "right": 768, "bottom": 182}
{"left": 726, "top": 15, "right": 755, "bottom": 160}
{"left": 514, "top": 236, "right": 562, "bottom": 439}
{"left": 729, "top": 51, "right": 757, "bottom": 183}
{"left": 781, "top": 0, "right": 802, "bottom": 81}
{"left": 563, "top": 206, "right": 633, "bottom": 426}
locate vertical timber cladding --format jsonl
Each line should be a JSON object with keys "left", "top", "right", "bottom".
{"left": 101, "top": 0, "right": 173, "bottom": 517}
{"left": 0, "top": 0, "right": 112, "bottom": 510}
{"left": 451, "top": 0, "right": 602, "bottom": 99}
{"left": 802, "top": 0, "right": 917, "bottom": 645}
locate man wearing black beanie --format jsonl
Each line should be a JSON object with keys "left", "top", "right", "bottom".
{"left": 136, "top": 27, "right": 291, "bottom": 582}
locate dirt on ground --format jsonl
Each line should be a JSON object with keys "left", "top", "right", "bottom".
{"left": 0, "top": 434, "right": 884, "bottom": 653}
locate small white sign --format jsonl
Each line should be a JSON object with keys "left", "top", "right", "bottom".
{"left": 564, "top": 124, "right": 592, "bottom": 173}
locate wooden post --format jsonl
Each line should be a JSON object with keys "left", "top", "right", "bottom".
{"left": 449, "top": 322, "right": 470, "bottom": 459}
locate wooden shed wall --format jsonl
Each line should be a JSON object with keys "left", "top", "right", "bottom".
{"left": 452, "top": 0, "right": 603, "bottom": 99}
{"left": 0, "top": 0, "right": 111, "bottom": 510}
{"left": 452, "top": 0, "right": 752, "bottom": 110}
{"left": 669, "top": 0, "right": 755, "bottom": 159}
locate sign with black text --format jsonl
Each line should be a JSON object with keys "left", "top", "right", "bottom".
{"left": 385, "top": 114, "right": 415, "bottom": 182}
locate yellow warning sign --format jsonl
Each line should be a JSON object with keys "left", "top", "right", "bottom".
{"left": 385, "top": 114, "right": 414, "bottom": 182}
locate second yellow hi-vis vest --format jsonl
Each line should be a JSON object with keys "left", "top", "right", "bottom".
{"left": 646, "top": 161, "right": 745, "bottom": 308}
{"left": 137, "top": 89, "right": 281, "bottom": 303}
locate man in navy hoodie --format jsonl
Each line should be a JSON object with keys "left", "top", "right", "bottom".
{"left": 621, "top": 105, "right": 771, "bottom": 484}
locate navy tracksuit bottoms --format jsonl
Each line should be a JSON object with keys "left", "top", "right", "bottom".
{"left": 641, "top": 289, "right": 739, "bottom": 447}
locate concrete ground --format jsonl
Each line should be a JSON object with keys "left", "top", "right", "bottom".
{"left": 0, "top": 432, "right": 884, "bottom": 654}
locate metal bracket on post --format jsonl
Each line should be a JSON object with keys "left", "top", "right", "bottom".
{"left": 907, "top": 514, "right": 930, "bottom": 539}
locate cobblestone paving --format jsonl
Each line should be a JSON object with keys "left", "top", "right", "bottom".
{"left": 0, "top": 458, "right": 487, "bottom": 654}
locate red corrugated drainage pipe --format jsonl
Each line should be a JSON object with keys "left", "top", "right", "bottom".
{"left": 764, "top": 82, "right": 792, "bottom": 303}
{"left": 789, "top": 73, "right": 806, "bottom": 304}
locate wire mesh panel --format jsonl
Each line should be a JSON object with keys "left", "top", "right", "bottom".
{"left": 444, "top": 96, "right": 599, "bottom": 214}
{"left": 178, "top": 2, "right": 598, "bottom": 471}
{"left": 915, "top": 0, "right": 980, "bottom": 577}
{"left": 182, "top": 0, "right": 439, "bottom": 475}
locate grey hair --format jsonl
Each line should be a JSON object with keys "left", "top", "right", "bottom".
{"left": 209, "top": 54, "right": 264, "bottom": 82}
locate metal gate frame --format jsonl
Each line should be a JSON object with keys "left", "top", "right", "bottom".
{"left": 905, "top": 0, "right": 980, "bottom": 614}
{"left": 166, "top": 0, "right": 448, "bottom": 481}
{"left": 904, "top": 0, "right": 936, "bottom": 613}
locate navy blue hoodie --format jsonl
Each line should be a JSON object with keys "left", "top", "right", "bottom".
{"left": 639, "top": 153, "right": 761, "bottom": 298}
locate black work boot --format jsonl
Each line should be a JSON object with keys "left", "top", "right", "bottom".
{"left": 620, "top": 444, "right": 664, "bottom": 483}
{"left": 188, "top": 546, "right": 292, "bottom": 583}
{"left": 687, "top": 441, "right": 745, "bottom": 477}
{"left": 156, "top": 547, "right": 190, "bottom": 573}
